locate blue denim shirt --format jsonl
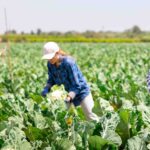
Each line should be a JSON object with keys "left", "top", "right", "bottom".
{"left": 46, "top": 55, "right": 90, "bottom": 106}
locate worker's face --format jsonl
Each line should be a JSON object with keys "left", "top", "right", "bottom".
{"left": 49, "top": 53, "right": 59, "bottom": 65}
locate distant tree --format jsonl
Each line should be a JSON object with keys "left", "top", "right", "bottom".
{"left": 21, "top": 31, "right": 25, "bottom": 35}
{"left": 5, "top": 31, "right": 9, "bottom": 34}
{"left": 131, "top": 25, "right": 142, "bottom": 34}
{"left": 11, "top": 30, "right": 17, "bottom": 34}
{"left": 83, "top": 30, "right": 97, "bottom": 38}
{"left": 5, "top": 30, "right": 17, "bottom": 34}
{"left": 64, "top": 31, "right": 80, "bottom": 37}
{"left": 48, "top": 31, "right": 62, "bottom": 36}
{"left": 30, "top": 30, "right": 35, "bottom": 35}
{"left": 123, "top": 25, "right": 143, "bottom": 38}
{"left": 36, "top": 28, "right": 42, "bottom": 35}
{"left": 124, "top": 25, "right": 142, "bottom": 34}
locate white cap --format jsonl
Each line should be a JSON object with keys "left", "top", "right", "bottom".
{"left": 42, "top": 42, "right": 59, "bottom": 60}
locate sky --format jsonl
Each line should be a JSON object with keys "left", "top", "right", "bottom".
{"left": 0, "top": 0, "right": 150, "bottom": 33}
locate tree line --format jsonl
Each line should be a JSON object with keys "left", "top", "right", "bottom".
{"left": 1, "top": 25, "right": 150, "bottom": 42}
{"left": 4, "top": 25, "right": 145, "bottom": 37}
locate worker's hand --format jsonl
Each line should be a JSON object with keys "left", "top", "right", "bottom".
{"left": 41, "top": 86, "right": 50, "bottom": 97}
{"left": 64, "top": 95, "right": 72, "bottom": 103}
{"left": 64, "top": 96, "right": 72, "bottom": 109}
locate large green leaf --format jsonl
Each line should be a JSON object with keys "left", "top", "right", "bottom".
{"left": 98, "top": 112, "right": 121, "bottom": 146}
{"left": 30, "top": 94, "right": 44, "bottom": 104}
{"left": 23, "top": 126, "right": 47, "bottom": 141}
{"left": 0, "top": 139, "right": 4, "bottom": 148}
{"left": 103, "top": 130, "right": 122, "bottom": 146}
{"left": 125, "top": 136, "right": 147, "bottom": 150}
{"left": 0, "top": 121, "right": 7, "bottom": 132}
{"left": 19, "top": 142, "right": 32, "bottom": 150}
{"left": 116, "top": 109, "right": 130, "bottom": 147}
{"left": 55, "top": 138, "right": 76, "bottom": 150}
{"left": 137, "top": 103, "right": 150, "bottom": 128}
{"left": 88, "top": 135, "right": 117, "bottom": 150}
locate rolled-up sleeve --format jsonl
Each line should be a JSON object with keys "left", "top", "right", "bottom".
{"left": 46, "top": 63, "right": 55, "bottom": 89}
{"left": 65, "top": 59, "right": 81, "bottom": 99}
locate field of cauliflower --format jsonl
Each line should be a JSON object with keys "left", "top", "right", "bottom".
{"left": 0, "top": 42, "right": 150, "bottom": 150}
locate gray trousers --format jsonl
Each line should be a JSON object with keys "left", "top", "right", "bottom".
{"left": 66, "top": 93, "right": 99, "bottom": 122}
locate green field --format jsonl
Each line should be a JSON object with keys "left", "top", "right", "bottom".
{"left": 0, "top": 34, "right": 144, "bottom": 43}
{"left": 0, "top": 43, "right": 150, "bottom": 149}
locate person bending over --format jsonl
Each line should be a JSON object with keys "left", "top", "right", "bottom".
{"left": 41, "top": 42, "right": 99, "bottom": 122}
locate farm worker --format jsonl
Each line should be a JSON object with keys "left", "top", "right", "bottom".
{"left": 147, "top": 70, "right": 150, "bottom": 92}
{"left": 41, "top": 42, "right": 99, "bottom": 122}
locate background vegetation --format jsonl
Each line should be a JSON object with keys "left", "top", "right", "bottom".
{"left": 1, "top": 25, "right": 150, "bottom": 43}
